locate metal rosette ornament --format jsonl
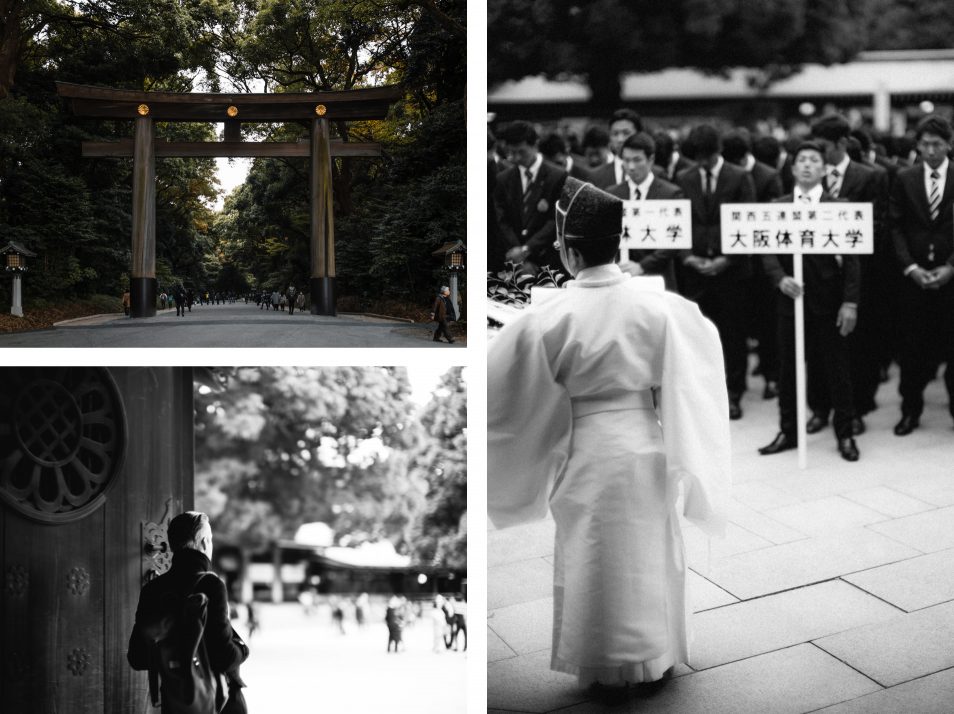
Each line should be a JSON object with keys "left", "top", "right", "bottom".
{"left": 0, "top": 368, "right": 126, "bottom": 523}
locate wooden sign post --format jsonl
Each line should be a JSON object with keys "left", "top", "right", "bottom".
{"left": 722, "top": 202, "right": 874, "bottom": 469}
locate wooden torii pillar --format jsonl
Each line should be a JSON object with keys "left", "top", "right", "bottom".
{"left": 56, "top": 82, "right": 401, "bottom": 318}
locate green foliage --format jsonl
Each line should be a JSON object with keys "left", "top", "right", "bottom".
{"left": 194, "top": 367, "right": 466, "bottom": 571}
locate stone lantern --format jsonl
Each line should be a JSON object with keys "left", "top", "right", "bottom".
{"left": 1, "top": 241, "right": 37, "bottom": 317}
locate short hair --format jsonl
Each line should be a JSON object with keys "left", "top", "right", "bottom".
{"left": 721, "top": 129, "right": 752, "bottom": 164}
{"left": 652, "top": 131, "right": 674, "bottom": 166}
{"left": 811, "top": 114, "right": 851, "bottom": 142}
{"left": 538, "top": 133, "right": 568, "bottom": 159}
{"left": 850, "top": 128, "right": 872, "bottom": 152}
{"left": 499, "top": 121, "right": 538, "bottom": 147}
{"left": 609, "top": 108, "right": 642, "bottom": 132}
{"left": 581, "top": 125, "right": 611, "bottom": 150}
{"left": 565, "top": 234, "right": 621, "bottom": 267}
{"left": 846, "top": 136, "right": 863, "bottom": 162}
{"left": 793, "top": 140, "right": 825, "bottom": 162}
{"left": 915, "top": 114, "right": 953, "bottom": 143}
{"left": 752, "top": 135, "right": 781, "bottom": 167}
{"left": 168, "top": 511, "right": 210, "bottom": 553}
{"left": 621, "top": 132, "right": 656, "bottom": 158}
{"left": 687, "top": 124, "right": 721, "bottom": 158}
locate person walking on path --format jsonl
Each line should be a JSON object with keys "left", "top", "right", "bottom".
{"left": 489, "top": 177, "right": 730, "bottom": 693}
{"left": 431, "top": 286, "right": 456, "bottom": 343}
{"left": 174, "top": 286, "right": 186, "bottom": 317}
{"left": 122, "top": 289, "right": 131, "bottom": 316}
{"left": 270, "top": 290, "right": 280, "bottom": 312}
{"left": 287, "top": 285, "right": 297, "bottom": 315}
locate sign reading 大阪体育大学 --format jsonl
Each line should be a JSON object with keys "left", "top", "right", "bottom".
{"left": 720, "top": 203, "right": 874, "bottom": 255}
{"left": 621, "top": 200, "right": 693, "bottom": 255}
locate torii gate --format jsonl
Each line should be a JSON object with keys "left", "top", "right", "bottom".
{"left": 56, "top": 82, "right": 401, "bottom": 318}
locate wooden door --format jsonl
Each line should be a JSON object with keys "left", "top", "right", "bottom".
{"left": 0, "top": 367, "right": 194, "bottom": 714}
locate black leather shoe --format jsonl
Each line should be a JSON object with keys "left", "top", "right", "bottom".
{"left": 729, "top": 401, "right": 743, "bottom": 420}
{"left": 806, "top": 414, "right": 829, "bottom": 434}
{"left": 763, "top": 381, "right": 778, "bottom": 400}
{"left": 838, "top": 437, "right": 860, "bottom": 462}
{"left": 850, "top": 416, "right": 866, "bottom": 436}
{"left": 894, "top": 415, "right": 919, "bottom": 436}
{"left": 759, "top": 432, "right": 797, "bottom": 455}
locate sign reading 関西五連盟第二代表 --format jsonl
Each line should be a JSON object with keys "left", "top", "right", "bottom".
{"left": 621, "top": 199, "right": 693, "bottom": 252}
{"left": 720, "top": 203, "right": 874, "bottom": 255}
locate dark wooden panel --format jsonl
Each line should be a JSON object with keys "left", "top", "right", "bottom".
{"left": 81, "top": 140, "right": 382, "bottom": 158}
{"left": 103, "top": 368, "right": 194, "bottom": 714}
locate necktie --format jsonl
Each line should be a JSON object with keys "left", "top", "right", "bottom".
{"left": 828, "top": 168, "right": 841, "bottom": 198}
{"left": 799, "top": 194, "right": 811, "bottom": 204}
{"left": 929, "top": 170, "right": 941, "bottom": 221}
{"left": 631, "top": 183, "right": 641, "bottom": 201}
{"left": 523, "top": 168, "right": 534, "bottom": 196}
{"left": 704, "top": 169, "right": 713, "bottom": 196}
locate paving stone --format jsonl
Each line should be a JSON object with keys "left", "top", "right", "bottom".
{"left": 844, "top": 548, "right": 954, "bottom": 612}
{"left": 488, "top": 623, "right": 518, "bottom": 663}
{"left": 487, "top": 648, "right": 590, "bottom": 713}
{"left": 730, "top": 480, "right": 805, "bottom": 511}
{"left": 703, "top": 528, "right": 920, "bottom": 599}
{"left": 814, "top": 600, "right": 954, "bottom": 687}
{"left": 728, "top": 501, "right": 808, "bottom": 544}
{"left": 867, "top": 505, "right": 954, "bottom": 554}
{"left": 688, "top": 571, "right": 737, "bottom": 612}
{"left": 689, "top": 580, "right": 900, "bottom": 670}
{"left": 814, "top": 667, "right": 954, "bottom": 713}
{"left": 489, "top": 557, "right": 553, "bottom": 610}
{"left": 553, "top": 644, "right": 880, "bottom": 714}
{"left": 683, "top": 520, "right": 773, "bottom": 565}
{"left": 489, "top": 597, "right": 553, "bottom": 656}
{"left": 488, "top": 518, "right": 555, "bottom": 567}
{"left": 763, "top": 496, "right": 888, "bottom": 536}
{"left": 841, "top": 486, "right": 936, "bottom": 518}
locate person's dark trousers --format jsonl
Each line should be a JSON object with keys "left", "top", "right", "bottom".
{"left": 691, "top": 272, "right": 749, "bottom": 402}
{"left": 433, "top": 319, "right": 453, "bottom": 343}
{"left": 848, "top": 254, "right": 894, "bottom": 415}
{"left": 748, "top": 265, "right": 779, "bottom": 384}
{"left": 288, "top": 301, "right": 294, "bottom": 315}
{"left": 897, "top": 279, "right": 954, "bottom": 419}
{"left": 777, "top": 310, "right": 855, "bottom": 440}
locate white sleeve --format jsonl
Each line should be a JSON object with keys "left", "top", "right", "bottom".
{"left": 487, "top": 313, "right": 571, "bottom": 529}
{"left": 658, "top": 298, "right": 732, "bottom": 537}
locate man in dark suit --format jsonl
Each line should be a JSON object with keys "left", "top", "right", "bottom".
{"left": 539, "top": 133, "right": 594, "bottom": 183}
{"left": 654, "top": 130, "right": 695, "bottom": 183}
{"left": 493, "top": 121, "right": 568, "bottom": 274}
{"left": 676, "top": 124, "right": 757, "bottom": 419}
{"left": 128, "top": 511, "right": 248, "bottom": 712}
{"left": 759, "top": 141, "right": 861, "bottom": 462}
{"left": 581, "top": 126, "right": 619, "bottom": 189}
{"left": 605, "top": 132, "right": 683, "bottom": 291}
{"left": 724, "top": 129, "right": 784, "bottom": 400}
{"left": 809, "top": 114, "right": 884, "bottom": 435}
{"left": 889, "top": 114, "right": 954, "bottom": 435}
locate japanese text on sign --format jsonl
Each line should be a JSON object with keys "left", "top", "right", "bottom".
{"left": 720, "top": 202, "right": 873, "bottom": 255}
{"left": 621, "top": 199, "right": 693, "bottom": 251}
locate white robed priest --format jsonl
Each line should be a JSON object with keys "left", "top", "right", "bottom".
{"left": 488, "top": 177, "right": 731, "bottom": 689}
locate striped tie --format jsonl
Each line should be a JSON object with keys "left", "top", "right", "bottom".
{"left": 929, "top": 170, "right": 941, "bottom": 221}
{"left": 828, "top": 168, "right": 841, "bottom": 198}
{"left": 631, "top": 183, "right": 641, "bottom": 201}
{"left": 522, "top": 168, "right": 533, "bottom": 196}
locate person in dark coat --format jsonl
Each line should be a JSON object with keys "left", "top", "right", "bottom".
{"left": 758, "top": 141, "right": 861, "bottom": 462}
{"left": 128, "top": 511, "right": 249, "bottom": 713}
{"left": 431, "top": 286, "right": 456, "bottom": 343}
{"left": 173, "top": 286, "right": 186, "bottom": 317}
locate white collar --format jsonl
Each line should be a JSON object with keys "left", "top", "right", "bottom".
{"left": 523, "top": 152, "right": 544, "bottom": 179}
{"left": 743, "top": 154, "right": 756, "bottom": 172}
{"left": 794, "top": 183, "right": 824, "bottom": 203}
{"left": 700, "top": 156, "right": 724, "bottom": 180}
{"left": 828, "top": 154, "right": 850, "bottom": 176}
{"left": 924, "top": 158, "right": 949, "bottom": 178}
{"left": 568, "top": 263, "right": 627, "bottom": 287}
{"left": 627, "top": 172, "right": 655, "bottom": 197}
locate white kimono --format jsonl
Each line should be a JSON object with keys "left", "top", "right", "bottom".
{"left": 488, "top": 263, "right": 731, "bottom": 685}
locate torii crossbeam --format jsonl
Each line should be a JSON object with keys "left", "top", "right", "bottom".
{"left": 57, "top": 82, "right": 401, "bottom": 318}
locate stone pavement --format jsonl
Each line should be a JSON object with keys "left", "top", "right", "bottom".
{"left": 488, "top": 367, "right": 954, "bottom": 713}
{"left": 0, "top": 303, "right": 465, "bottom": 348}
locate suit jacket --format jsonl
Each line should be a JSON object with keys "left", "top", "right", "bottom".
{"left": 606, "top": 176, "right": 684, "bottom": 291}
{"left": 587, "top": 161, "right": 620, "bottom": 190}
{"left": 676, "top": 161, "right": 757, "bottom": 271}
{"left": 128, "top": 549, "right": 248, "bottom": 679}
{"left": 889, "top": 162, "right": 954, "bottom": 271}
{"left": 762, "top": 193, "right": 861, "bottom": 316}
{"left": 750, "top": 161, "right": 783, "bottom": 203}
{"left": 494, "top": 160, "right": 567, "bottom": 269}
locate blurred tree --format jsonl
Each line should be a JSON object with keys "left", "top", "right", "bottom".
{"left": 407, "top": 366, "right": 466, "bottom": 569}
{"left": 865, "top": 0, "right": 954, "bottom": 51}
{"left": 489, "top": 0, "right": 874, "bottom": 108}
{"left": 194, "top": 367, "right": 446, "bottom": 558}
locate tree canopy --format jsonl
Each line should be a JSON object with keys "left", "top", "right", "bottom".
{"left": 194, "top": 367, "right": 466, "bottom": 570}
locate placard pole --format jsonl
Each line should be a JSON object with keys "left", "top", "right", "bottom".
{"left": 793, "top": 253, "right": 807, "bottom": 470}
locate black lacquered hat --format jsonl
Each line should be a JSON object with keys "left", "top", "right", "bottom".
{"left": 555, "top": 177, "right": 624, "bottom": 243}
